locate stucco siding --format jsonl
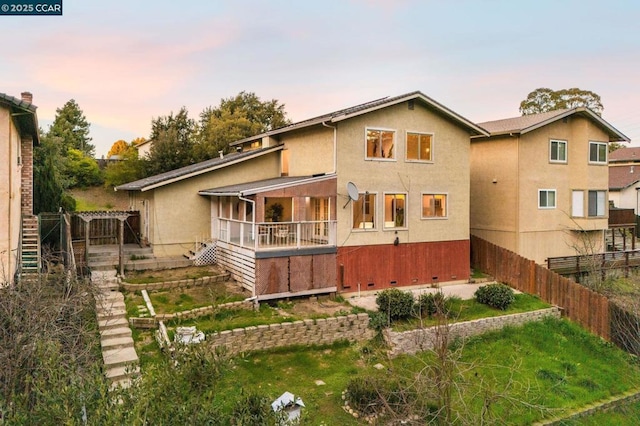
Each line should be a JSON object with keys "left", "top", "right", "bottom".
{"left": 335, "top": 102, "right": 471, "bottom": 247}
{"left": 0, "top": 106, "right": 23, "bottom": 281}
{"left": 142, "top": 152, "right": 281, "bottom": 257}
{"left": 280, "top": 126, "right": 334, "bottom": 176}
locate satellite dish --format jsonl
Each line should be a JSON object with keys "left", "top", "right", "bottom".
{"left": 347, "top": 182, "right": 359, "bottom": 201}
{"left": 344, "top": 182, "right": 360, "bottom": 208}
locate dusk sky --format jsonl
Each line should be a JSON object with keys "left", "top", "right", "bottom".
{"left": 3, "top": 0, "right": 639, "bottom": 157}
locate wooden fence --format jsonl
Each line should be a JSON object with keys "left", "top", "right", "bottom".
{"left": 470, "top": 235, "right": 611, "bottom": 340}
{"left": 70, "top": 211, "right": 140, "bottom": 245}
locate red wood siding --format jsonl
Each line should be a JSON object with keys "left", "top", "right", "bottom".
{"left": 337, "top": 240, "right": 470, "bottom": 291}
{"left": 255, "top": 253, "right": 337, "bottom": 296}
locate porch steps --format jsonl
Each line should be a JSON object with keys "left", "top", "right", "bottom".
{"left": 186, "top": 239, "right": 217, "bottom": 266}
{"left": 87, "top": 244, "right": 192, "bottom": 272}
{"left": 91, "top": 270, "right": 139, "bottom": 388}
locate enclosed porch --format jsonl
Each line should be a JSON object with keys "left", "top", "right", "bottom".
{"left": 199, "top": 175, "right": 339, "bottom": 299}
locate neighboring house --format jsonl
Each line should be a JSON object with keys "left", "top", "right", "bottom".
{"left": 470, "top": 108, "right": 629, "bottom": 264}
{"left": 118, "top": 91, "right": 487, "bottom": 299}
{"left": 135, "top": 138, "right": 153, "bottom": 158}
{"left": 0, "top": 92, "right": 40, "bottom": 283}
{"left": 608, "top": 147, "right": 640, "bottom": 212}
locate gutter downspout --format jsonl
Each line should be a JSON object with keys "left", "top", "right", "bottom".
{"left": 8, "top": 113, "right": 13, "bottom": 280}
{"left": 322, "top": 121, "right": 337, "bottom": 175}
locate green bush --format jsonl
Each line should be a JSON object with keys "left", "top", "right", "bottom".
{"left": 474, "top": 283, "right": 515, "bottom": 310}
{"left": 376, "top": 288, "right": 414, "bottom": 321}
{"left": 415, "top": 292, "right": 447, "bottom": 318}
{"left": 368, "top": 311, "right": 390, "bottom": 331}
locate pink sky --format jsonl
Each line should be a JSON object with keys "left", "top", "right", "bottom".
{"left": 2, "top": 0, "right": 638, "bottom": 157}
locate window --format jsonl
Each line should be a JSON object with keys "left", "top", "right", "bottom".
{"left": 588, "top": 190, "right": 606, "bottom": 217}
{"left": 384, "top": 193, "right": 406, "bottom": 228}
{"left": 353, "top": 192, "right": 376, "bottom": 229}
{"left": 550, "top": 139, "right": 567, "bottom": 163}
{"left": 572, "top": 190, "right": 584, "bottom": 217}
{"left": 589, "top": 142, "right": 607, "bottom": 164}
{"left": 422, "top": 194, "right": 447, "bottom": 218}
{"left": 538, "top": 189, "right": 556, "bottom": 209}
{"left": 406, "top": 132, "right": 432, "bottom": 161}
{"left": 366, "top": 129, "right": 395, "bottom": 160}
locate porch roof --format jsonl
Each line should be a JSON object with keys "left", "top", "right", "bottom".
{"left": 198, "top": 174, "right": 336, "bottom": 196}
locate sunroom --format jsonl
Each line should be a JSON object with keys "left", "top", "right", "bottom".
{"left": 198, "top": 175, "right": 338, "bottom": 299}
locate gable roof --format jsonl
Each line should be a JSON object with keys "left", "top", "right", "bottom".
{"left": 0, "top": 92, "right": 39, "bottom": 144}
{"left": 198, "top": 174, "right": 335, "bottom": 197}
{"left": 230, "top": 91, "right": 488, "bottom": 146}
{"left": 610, "top": 165, "right": 640, "bottom": 191}
{"left": 609, "top": 147, "right": 640, "bottom": 163}
{"left": 475, "top": 108, "right": 630, "bottom": 142}
{"left": 115, "top": 145, "right": 283, "bottom": 192}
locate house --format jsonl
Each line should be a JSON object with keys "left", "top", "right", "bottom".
{"left": 135, "top": 138, "right": 153, "bottom": 158}
{"left": 0, "top": 92, "right": 40, "bottom": 283}
{"left": 470, "top": 108, "right": 629, "bottom": 264}
{"left": 608, "top": 147, "right": 640, "bottom": 213}
{"left": 118, "top": 91, "right": 487, "bottom": 299}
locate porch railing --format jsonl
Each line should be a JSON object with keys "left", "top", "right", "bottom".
{"left": 217, "top": 219, "right": 337, "bottom": 250}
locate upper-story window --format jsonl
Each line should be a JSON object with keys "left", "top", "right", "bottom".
{"left": 588, "top": 190, "right": 606, "bottom": 217}
{"left": 366, "top": 128, "right": 395, "bottom": 160}
{"left": 539, "top": 189, "right": 556, "bottom": 209}
{"left": 406, "top": 132, "right": 433, "bottom": 162}
{"left": 589, "top": 142, "right": 607, "bottom": 164}
{"left": 550, "top": 139, "right": 567, "bottom": 163}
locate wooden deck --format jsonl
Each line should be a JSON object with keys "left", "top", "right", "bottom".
{"left": 547, "top": 250, "right": 640, "bottom": 276}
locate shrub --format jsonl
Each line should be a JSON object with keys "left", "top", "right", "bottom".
{"left": 415, "top": 292, "right": 447, "bottom": 318}
{"left": 376, "top": 288, "right": 414, "bottom": 321}
{"left": 474, "top": 283, "right": 515, "bottom": 310}
{"left": 368, "top": 311, "right": 390, "bottom": 331}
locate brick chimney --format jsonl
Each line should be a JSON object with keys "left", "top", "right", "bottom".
{"left": 21, "top": 91, "right": 33, "bottom": 103}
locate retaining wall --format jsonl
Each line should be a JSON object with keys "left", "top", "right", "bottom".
{"left": 121, "top": 273, "right": 231, "bottom": 292}
{"left": 208, "top": 313, "right": 374, "bottom": 356}
{"left": 384, "top": 307, "right": 561, "bottom": 357}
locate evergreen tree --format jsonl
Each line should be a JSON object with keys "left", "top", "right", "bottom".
{"left": 146, "top": 107, "right": 198, "bottom": 175}
{"left": 48, "top": 99, "right": 94, "bottom": 156}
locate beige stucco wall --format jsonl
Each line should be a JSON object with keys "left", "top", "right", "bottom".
{"left": 334, "top": 102, "right": 471, "bottom": 247}
{"left": 471, "top": 115, "right": 609, "bottom": 264}
{"left": 280, "top": 126, "right": 334, "bottom": 176}
{"left": 129, "top": 152, "right": 281, "bottom": 257}
{"left": 0, "top": 106, "right": 22, "bottom": 282}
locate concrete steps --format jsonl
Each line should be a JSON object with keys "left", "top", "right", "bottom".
{"left": 87, "top": 244, "right": 193, "bottom": 272}
{"left": 91, "top": 269, "right": 139, "bottom": 387}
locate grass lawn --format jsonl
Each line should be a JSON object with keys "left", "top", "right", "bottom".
{"left": 125, "top": 286, "right": 246, "bottom": 316}
{"left": 562, "top": 401, "right": 640, "bottom": 425}
{"left": 391, "top": 293, "right": 550, "bottom": 331}
{"left": 68, "top": 186, "right": 129, "bottom": 211}
{"left": 123, "top": 265, "right": 223, "bottom": 284}
{"left": 137, "top": 317, "right": 640, "bottom": 424}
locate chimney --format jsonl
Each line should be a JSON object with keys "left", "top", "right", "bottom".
{"left": 21, "top": 91, "right": 33, "bottom": 103}
{"left": 218, "top": 150, "right": 224, "bottom": 159}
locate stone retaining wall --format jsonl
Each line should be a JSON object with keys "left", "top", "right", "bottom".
{"left": 129, "top": 299, "right": 255, "bottom": 328}
{"left": 121, "top": 273, "right": 231, "bottom": 292}
{"left": 208, "top": 313, "right": 374, "bottom": 356}
{"left": 384, "top": 307, "right": 561, "bottom": 357}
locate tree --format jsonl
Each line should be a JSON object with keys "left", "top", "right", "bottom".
{"left": 519, "top": 87, "right": 604, "bottom": 116}
{"left": 47, "top": 99, "right": 94, "bottom": 156}
{"left": 197, "top": 91, "right": 290, "bottom": 159}
{"left": 146, "top": 107, "right": 198, "bottom": 175}
{"left": 107, "top": 139, "right": 129, "bottom": 158}
{"left": 63, "top": 149, "right": 104, "bottom": 188}
{"left": 33, "top": 133, "right": 75, "bottom": 213}
{"left": 104, "top": 142, "right": 147, "bottom": 187}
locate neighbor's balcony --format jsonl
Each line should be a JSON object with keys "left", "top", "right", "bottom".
{"left": 217, "top": 218, "right": 337, "bottom": 251}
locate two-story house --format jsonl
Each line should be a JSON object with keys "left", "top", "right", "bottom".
{"left": 470, "top": 108, "right": 629, "bottom": 264}
{"left": 608, "top": 147, "right": 640, "bottom": 213}
{"left": 118, "top": 91, "right": 487, "bottom": 299}
{"left": 0, "top": 92, "right": 40, "bottom": 284}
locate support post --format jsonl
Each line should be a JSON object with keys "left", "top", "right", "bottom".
{"left": 119, "top": 219, "right": 125, "bottom": 277}
{"left": 84, "top": 220, "right": 90, "bottom": 267}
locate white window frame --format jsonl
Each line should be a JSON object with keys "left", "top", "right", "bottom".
{"left": 538, "top": 189, "right": 556, "bottom": 209}
{"left": 383, "top": 192, "right": 408, "bottom": 230}
{"left": 588, "top": 190, "right": 607, "bottom": 217}
{"left": 352, "top": 191, "right": 377, "bottom": 231}
{"left": 421, "top": 193, "right": 448, "bottom": 219}
{"left": 405, "top": 131, "right": 434, "bottom": 163}
{"left": 365, "top": 127, "right": 396, "bottom": 161}
{"left": 572, "top": 190, "right": 584, "bottom": 217}
{"left": 589, "top": 141, "right": 607, "bottom": 164}
{"left": 549, "top": 139, "right": 567, "bottom": 163}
